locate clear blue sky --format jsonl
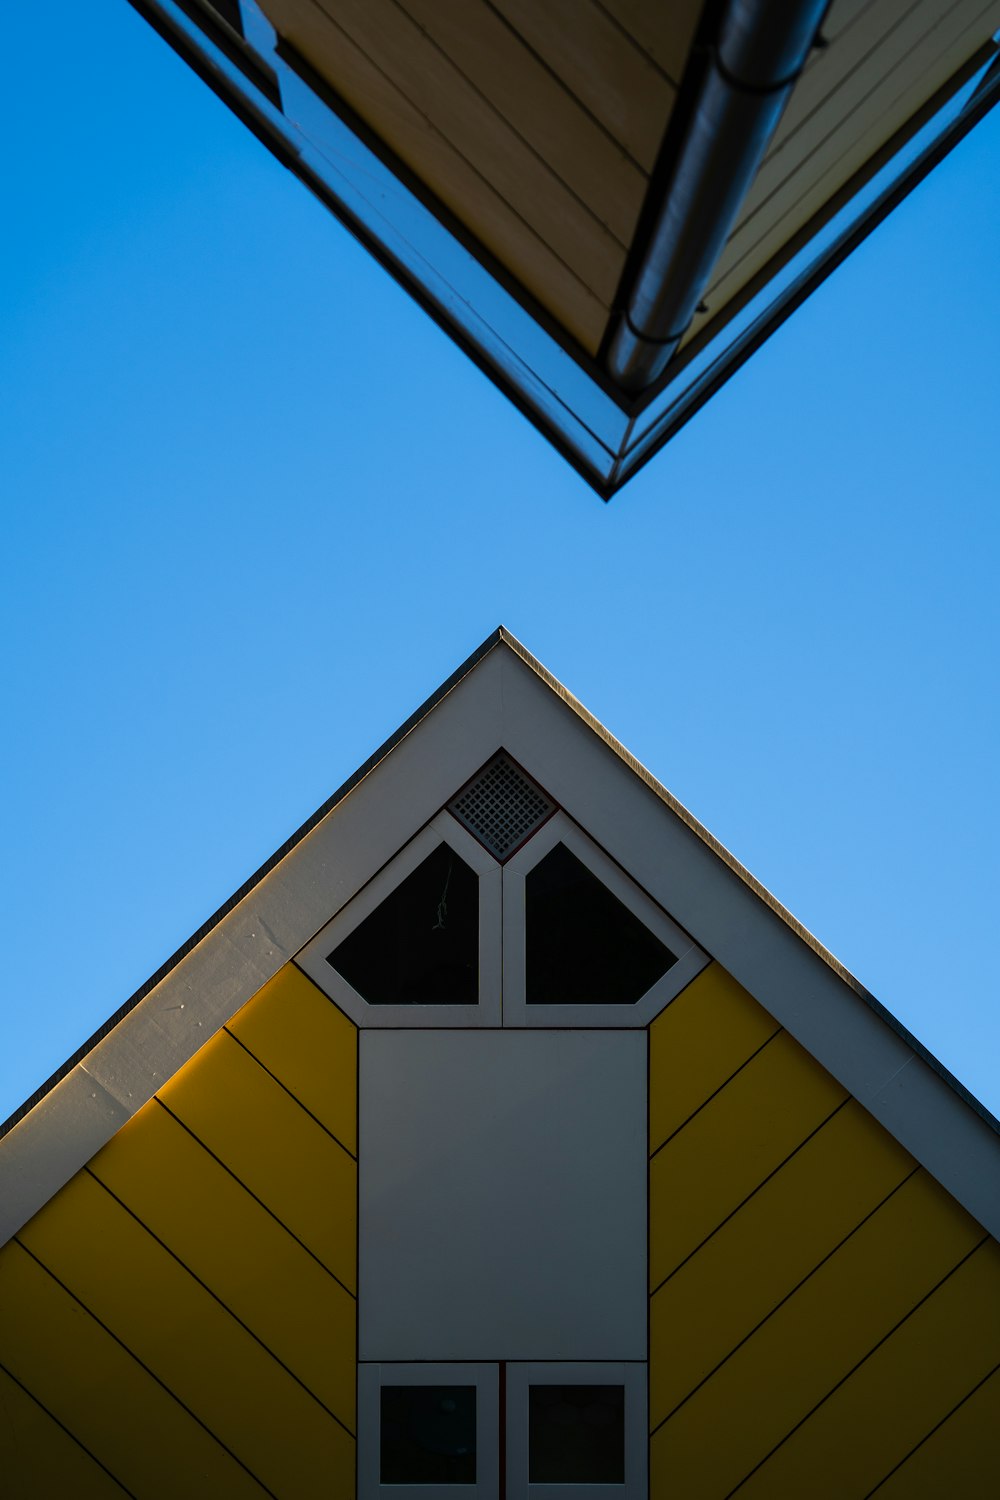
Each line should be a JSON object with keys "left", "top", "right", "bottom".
{"left": 2, "top": 2, "right": 998, "bottom": 1122}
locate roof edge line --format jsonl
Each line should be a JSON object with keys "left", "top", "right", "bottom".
{"left": 0, "top": 628, "right": 509, "bottom": 1140}
{"left": 497, "top": 629, "right": 1000, "bottom": 1137}
{"left": 5, "top": 627, "right": 997, "bottom": 1145}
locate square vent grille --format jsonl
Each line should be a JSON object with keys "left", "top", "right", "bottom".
{"left": 448, "top": 753, "right": 555, "bottom": 861}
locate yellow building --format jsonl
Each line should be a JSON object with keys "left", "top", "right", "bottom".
{"left": 2, "top": 629, "right": 998, "bottom": 1496}
{"left": 126, "top": 1, "right": 1000, "bottom": 493}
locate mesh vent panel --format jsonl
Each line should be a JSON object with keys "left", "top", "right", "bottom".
{"left": 448, "top": 753, "right": 555, "bottom": 861}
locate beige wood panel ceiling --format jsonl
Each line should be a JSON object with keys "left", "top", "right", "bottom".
{"left": 258, "top": 0, "right": 997, "bottom": 375}
{"left": 400, "top": 0, "right": 645, "bottom": 242}
{"left": 259, "top": 0, "right": 703, "bottom": 354}
{"left": 490, "top": 0, "right": 679, "bottom": 171}
{"left": 682, "top": 0, "right": 1000, "bottom": 349}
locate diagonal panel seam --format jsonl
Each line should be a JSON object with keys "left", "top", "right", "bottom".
{"left": 863, "top": 1359, "right": 1000, "bottom": 1497}
{"left": 0, "top": 1357, "right": 137, "bottom": 1498}
{"left": 9, "top": 1240, "right": 277, "bottom": 1499}
{"left": 154, "top": 1099, "right": 357, "bottom": 1299}
{"left": 648, "top": 1025, "right": 783, "bottom": 1161}
{"left": 223, "top": 1026, "right": 358, "bottom": 1160}
{"left": 83, "top": 1168, "right": 357, "bottom": 1440}
{"left": 719, "top": 1236, "right": 992, "bottom": 1498}
{"left": 649, "top": 1163, "right": 921, "bottom": 1434}
{"left": 650, "top": 1096, "right": 851, "bottom": 1296}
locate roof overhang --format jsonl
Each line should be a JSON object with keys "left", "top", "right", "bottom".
{"left": 2, "top": 628, "right": 999, "bottom": 1247}
{"left": 123, "top": 0, "right": 1000, "bottom": 496}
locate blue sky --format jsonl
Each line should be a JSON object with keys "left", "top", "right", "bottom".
{"left": 2, "top": 2, "right": 998, "bottom": 1123}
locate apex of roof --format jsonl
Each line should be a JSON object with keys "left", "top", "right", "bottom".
{"left": 2, "top": 628, "right": 998, "bottom": 1247}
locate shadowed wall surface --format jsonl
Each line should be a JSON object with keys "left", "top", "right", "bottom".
{"left": 649, "top": 964, "right": 1000, "bottom": 1497}
{"left": 2, "top": 957, "right": 998, "bottom": 1494}
{"left": 0, "top": 966, "right": 357, "bottom": 1498}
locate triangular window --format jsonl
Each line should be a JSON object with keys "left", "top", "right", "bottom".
{"left": 297, "top": 812, "right": 502, "bottom": 1027}
{"left": 502, "top": 812, "right": 707, "bottom": 1026}
{"left": 329, "top": 844, "right": 479, "bottom": 1006}
{"left": 296, "top": 760, "right": 706, "bottom": 1028}
{"left": 525, "top": 843, "right": 676, "bottom": 1005}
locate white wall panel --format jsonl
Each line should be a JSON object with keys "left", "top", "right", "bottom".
{"left": 359, "top": 1028, "right": 646, "bottom": 1360}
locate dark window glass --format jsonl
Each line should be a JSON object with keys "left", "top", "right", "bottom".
{"left": 329, "top": 844, "right": 478, "bottom": 1005}
{"left": 526, "top": 843, "right": 675, "bottom": 1004}
{"left": 380, "top": 1385, "right": 476, "bottom": 1484}
{"left": 528, "top": 1384, "right": 625, "bottom": 1483}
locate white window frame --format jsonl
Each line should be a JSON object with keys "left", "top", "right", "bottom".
{"left": 358, "top": 1361, "right": 500, "bottom": 1500}
{"left": 505, "top": 1361, "right": 647, "bottom": 1500}
{"left": 296, "top": 811, "right": 502, "bottom": 1027}
{"left": 502, "top": 812, "right": 708, "bottom": 1027}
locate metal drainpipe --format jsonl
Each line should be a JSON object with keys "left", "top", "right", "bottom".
{"left": 605, "top": 0, "right": 830, "bottom": 396}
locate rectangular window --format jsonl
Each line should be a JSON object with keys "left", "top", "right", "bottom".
{"left": 380, "top": 1384, "right": 477, "bottom": 1484}
{"left": 528, "top": 1383, "right": 625, "bottom": 1483}
{"left": 360, "top": 1360, "right": 644, "bottom": 1498}
{"left": 506, "top": 1362, "right": 646, "bottom": 1499}
{"left": 359, "top": 1363, "right": 498, "bottom": 1500}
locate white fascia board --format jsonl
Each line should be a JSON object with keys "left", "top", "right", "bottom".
{"left": 493, "top": 645, "right": 1000, "bottom": 1241}
{"left": 0, "top": 642, "right": 508, "bottom": 1246}
{"left": 0, "top": 1067, "right": 132, "bottom": 1252}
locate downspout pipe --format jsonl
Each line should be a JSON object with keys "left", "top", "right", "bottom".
{"left": 606, "top": 0, "right": 830, "bottom": 395}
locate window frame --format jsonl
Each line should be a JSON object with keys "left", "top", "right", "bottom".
{"left": 502, "top": 813, "right": 708, "bottom": 1027}
{"left": 506, "top": 1361, "right": 647, "bottom": 1500}
{"left": 358, "top": 1361, "right": 500, "bottom": 1500}
{"left": 296, "top": 811, "right": 502, "bottom": 1027}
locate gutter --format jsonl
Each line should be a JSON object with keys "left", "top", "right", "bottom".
{"left": 606, "top": 0, "right": 830, "bottom": 395}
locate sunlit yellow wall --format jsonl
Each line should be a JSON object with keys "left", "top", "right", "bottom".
{"left": 0, "top": 965, "right": 357, "bottom": 1498}
{"left": 649, "top": 963, "right": 1000, "bottom": 1497}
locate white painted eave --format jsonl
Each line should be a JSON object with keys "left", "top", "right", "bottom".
{"left": 2, "top": 629, "right": 997, "bottom": 1246}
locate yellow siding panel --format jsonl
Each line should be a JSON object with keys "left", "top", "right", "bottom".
{"left": 0, "top": 1240, "right": 266, "bottom": 1498}
{"left": 649, "top": 1171, "right": 984, "bottom": 1499}
{"left": 158, "top": 1026, "right": 356, "bottom": 1289}
{"left": 0, "top": 1364, "right": 129, "bottom": 1498}
{"left": 18, "top": 1172, "right": 354, "bottom": 1500}
{"left": 90, "top": 1098, "right": 356, "bottom": 1429}
{"left": 872, "top": 1366, "right": 1000, "bottom": 1498}
{"left": 649, "top": 1098, "right": 915, "bottom": 1426}
{"left": 230, "top": 963, "right": 357, "bottom": 1154}
{"left": 735, "top": 1240, "right": 1000, "bottom": 1498}
{"left": 649, "top": 1029, "right": 845, "bottom": 1288}
{"left": 648, "top": 964, "right": 780, "bottom": 1152}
